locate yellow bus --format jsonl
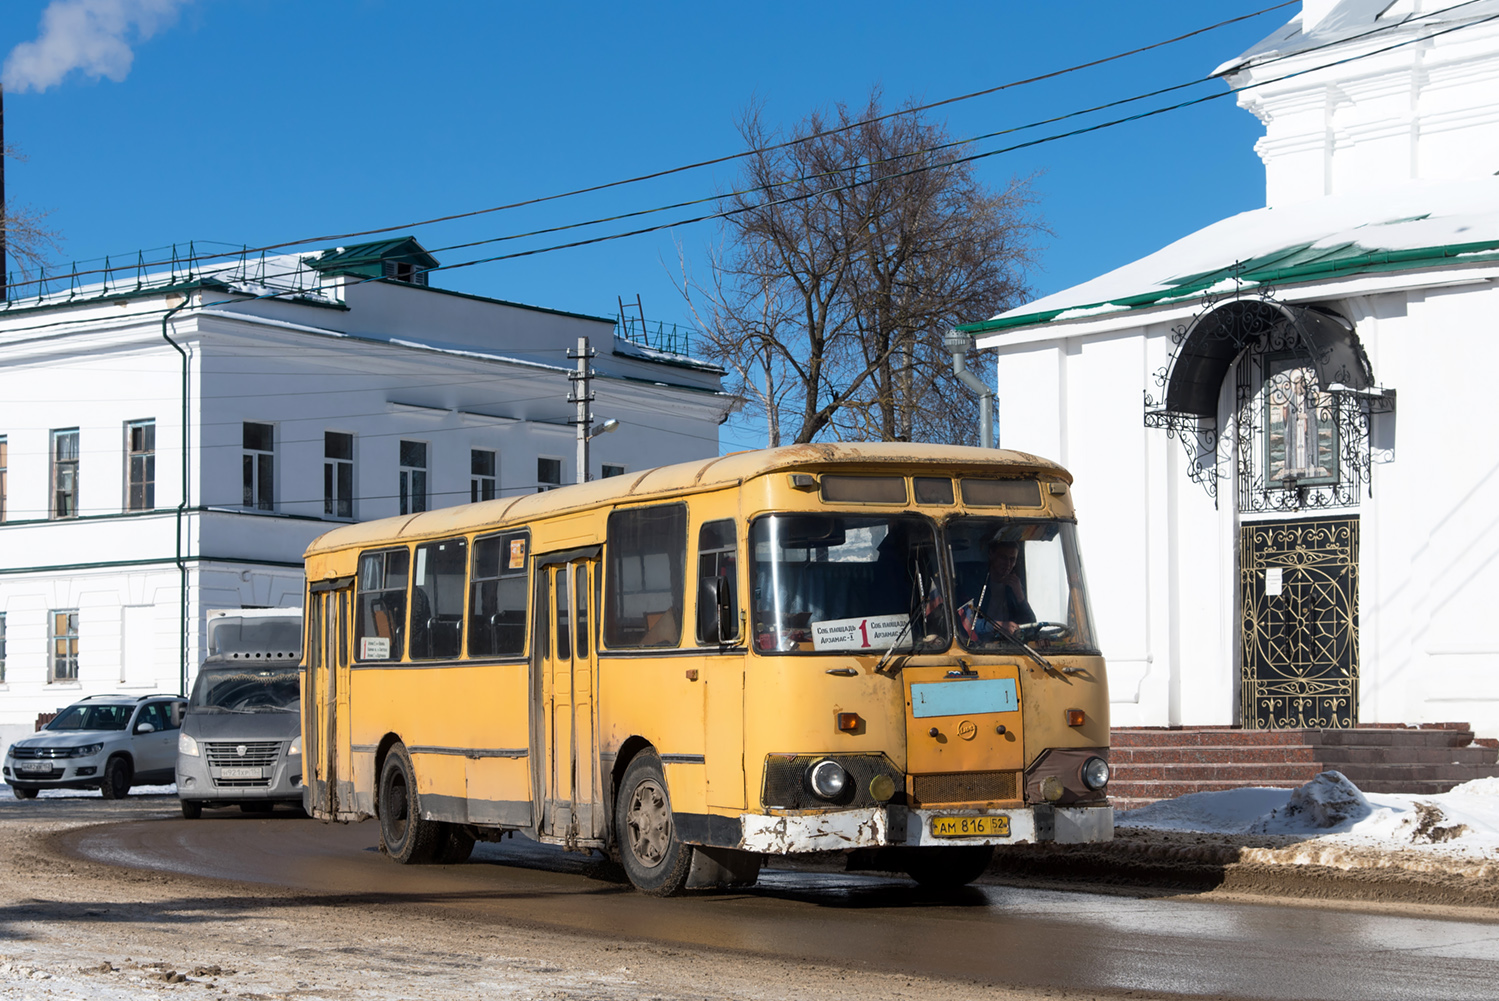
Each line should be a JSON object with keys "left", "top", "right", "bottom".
{"left": 300, "top": 443, "right": 1111, "bottom": 895}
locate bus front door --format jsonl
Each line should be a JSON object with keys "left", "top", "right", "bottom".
{"left": 535, "top": 557, "right": 604, "bottom": 848}
{"left": 306, "top": 582, "right": 354, "bottom": 820}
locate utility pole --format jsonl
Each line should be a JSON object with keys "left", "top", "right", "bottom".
{"left": 568, "top": 336, "right": 596, "bottom": 483}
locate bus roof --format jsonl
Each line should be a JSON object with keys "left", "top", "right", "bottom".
{"left": 304, "top": 442, "right": 1070, "bottom": 558}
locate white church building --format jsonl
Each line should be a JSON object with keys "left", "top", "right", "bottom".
{"left": 0, "top": 237, "right": 732, "bottom": 746}
{"left": 963, "top": 0, "right": 1499, "bottom": 738}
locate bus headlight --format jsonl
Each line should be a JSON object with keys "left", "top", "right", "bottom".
{"left": 807, "top": 759, "right": 848, "bottom": 800}
{"left": 178, "top": 732, "right": 199, "bottom": 757}
{"left": 1081, "top": 756, "right": 1110, "bottom": 791}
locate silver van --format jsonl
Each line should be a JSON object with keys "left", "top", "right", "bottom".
{"left": 175, "top": 610, "right": 303, "bottom": 818}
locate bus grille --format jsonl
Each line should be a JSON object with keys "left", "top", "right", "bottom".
{"left": 911, "top": 771, "right": 1019, "bottom": 805}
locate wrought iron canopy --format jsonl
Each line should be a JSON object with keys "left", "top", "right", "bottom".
{"left": 1160, "top": 299, "right": 1375, "bottom": 419}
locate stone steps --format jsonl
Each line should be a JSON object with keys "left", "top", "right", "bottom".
{"left": 1108, "top": 724, "right": 1499, "bottom": 810}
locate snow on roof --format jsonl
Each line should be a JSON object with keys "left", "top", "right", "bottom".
{"left": 1122, "top": 771, "right": 1499, "bottom": 860}
{"left": 1214, "top": 0, "right": 1499, "bottom": 77}
{"left": 963, "top": 176, "right": 1499, "bottom": 336}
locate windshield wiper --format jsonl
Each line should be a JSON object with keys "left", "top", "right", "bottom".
{"left": 875, "top": 563, "right": 931, "bottom": 675}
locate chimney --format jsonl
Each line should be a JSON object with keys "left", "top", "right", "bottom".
{"left": 1302, "top": 1, "right": 1340, "bottom": 33}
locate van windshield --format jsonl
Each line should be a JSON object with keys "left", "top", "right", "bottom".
{"left": 191, "top": 667, "right": 301, "bottom": 713}
{"left": 750, "top": 514, "right": 948, "bottom": 654}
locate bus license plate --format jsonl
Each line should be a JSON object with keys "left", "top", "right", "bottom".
{"left": 930, "top": 815, "right": 1010, "bottom": 839}
{"left": 218, "top": 766, "right": 263, "bottom": 779}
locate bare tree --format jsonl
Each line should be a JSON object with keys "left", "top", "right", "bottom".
{"left": 1, "top": 140, "right": 62, "bottom": 282}
{"left": 685, "top": 91, "right": 1043, "bottom": 447}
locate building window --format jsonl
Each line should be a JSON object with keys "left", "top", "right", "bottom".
{"left": 126, "top": 419, "right": 156, "bottom": 511}
{"left": 400, "top": 440, "right": 427, "bottom": 514}
{"left": 49, "top": 609, "right": 79, "bottom": 682}
{"left": 471, "top": 449, "right": 496, "bottom": 503}
{"left": 242, "top": 422, "right": 275, "bottom": 511}
{"left": 602, "top": 464, "right": 626, "bottom": 479}
{"left": 51, "top": 429, "right": 80, "bottom": 519}
{"left": 0, "top": 611, "right": 6, "bottom": 683}
{"left": 325, "top": 431, "right": 354, "bottom": 519}
{"left": 0, "top": 435, "right": 7, "bottom": 522}
{"left": 537, "top": 456, "right": 562, "bottom": 492}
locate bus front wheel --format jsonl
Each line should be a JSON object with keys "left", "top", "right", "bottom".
{"left": 378, "top": 743, "right": 441, "bottom": 864}
{"left": 616, "top": 752, "right": 692, "bottom": 896}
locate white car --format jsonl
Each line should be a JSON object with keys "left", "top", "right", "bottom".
{"left": 4, "top": 694, "right": 187, "bottom": 799}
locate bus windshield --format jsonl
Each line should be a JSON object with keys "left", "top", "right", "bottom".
{"left": 191, "top": 667, "right": 302, "bottom": 714}
{"left": 946, "top": 517, "right": 1098, "bottom": 654}
{"left": 750, "top": 514, "right": 948, "bottom": 654}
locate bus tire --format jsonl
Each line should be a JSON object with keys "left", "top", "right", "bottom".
{"left": 378, "top": 743, "right": 441, "bottom": 864}
{"left": 100, "top": 757, "right": 132, "bottom": 800}
{"left": 180, "top": 799, "right": 203, "bottom": 819}
{"left": 901, "top": 845, "right": 994, "bottom": 889}
{"left": 615, "top": 751, "right": 692, "bottom": 896}
{"left": 433, "top": 824, "right": 475, "bottom": 865}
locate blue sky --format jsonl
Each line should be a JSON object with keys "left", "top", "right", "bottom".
{"left": 0, "top": 1, "right": 1288, "bottom": 448}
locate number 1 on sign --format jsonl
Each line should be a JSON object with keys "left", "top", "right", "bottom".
{"left": 859, "top": 620, "right": 870, "bottom": 647}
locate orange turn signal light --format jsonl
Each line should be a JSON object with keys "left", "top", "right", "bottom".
{"left": 1066, "top": 708, "right": 1086, "bottom": 727}
{"left": 836, "top": 712, "right": 861, "bottom": 733}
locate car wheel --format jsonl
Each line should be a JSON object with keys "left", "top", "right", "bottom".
{"left": 180, "top": 800, "right": 203, "bottom": 819}
{"left": 240, "top": 802, "right": 274, "bottom": 814}
{"left": 432, "top": 823, "right": 476, "bottom": 865}
{"left": 615, "top": 751, "right": 692, "bottom": 896}
{"left": 901, "top": 845, "right": 994, "bottom": 889}
{"left": 12, "top": 786, "right": 38, "bottom": 800}
{"left": 99, "top": 758, "right": 132, "bottom": 800}
{"left": 377, "top": 743, "right": 440, "bottom": 864}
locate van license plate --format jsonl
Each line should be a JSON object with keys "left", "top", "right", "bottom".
{"left": 218, "top": 766, "right": 263, "bottom": 779}
{"left": 930, "top": 815, "right": 1010, "bottom": 838}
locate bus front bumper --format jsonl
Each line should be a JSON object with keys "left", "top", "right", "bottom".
{"left": 738, "top": 803, "right": 1113, "bottom": 854}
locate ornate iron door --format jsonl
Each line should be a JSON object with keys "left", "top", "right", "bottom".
{"left": 1239, "top": 517, "right": 1359, "bottom": 729}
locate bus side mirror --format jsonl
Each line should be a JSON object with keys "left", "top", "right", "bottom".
{"left": 699, "top": 577, "right": 733, "bottom": 645}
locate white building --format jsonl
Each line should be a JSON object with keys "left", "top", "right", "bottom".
{"left": 0, "top": 237, "right": 732, "bottom": 747}
{"left": 961, "top": 1, "right": 1499, "bottom": 737}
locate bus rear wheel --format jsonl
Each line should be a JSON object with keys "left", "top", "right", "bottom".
{"left": 616, "top": 752, "right": 692, "bottom": 896}
{"left": 902, "top": 845, "right": 994, "bottom": 889}
{"left": 378, "top": 743, "right": 441, "bottom": 864}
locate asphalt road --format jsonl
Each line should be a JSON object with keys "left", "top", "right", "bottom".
{"left": 52, "top": 803, "right": 1499, "bottom": 1001}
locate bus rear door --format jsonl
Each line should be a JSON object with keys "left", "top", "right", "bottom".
{"left": 306, "top": 578, "right": 354, "bottom": 820}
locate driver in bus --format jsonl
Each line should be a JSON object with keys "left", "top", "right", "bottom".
{"left": 959, "top": 538, "right": 1035, "bottom": 641}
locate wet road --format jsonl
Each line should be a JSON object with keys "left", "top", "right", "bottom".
{"left": 62, "top": 808, "right": 1499, "bottom": 1001}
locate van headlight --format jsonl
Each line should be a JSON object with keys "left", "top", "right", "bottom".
{"left": 178, "top": 732, "right": 199, "bottom": 757}
{"left": 1081, "top": 756, "right": 1110, "bottom": 790}
{"left": 288, "top": 735, "right": 302, "bottom": 756}
{"left": 807, "top": 759, "right": 849, "bottom": 800}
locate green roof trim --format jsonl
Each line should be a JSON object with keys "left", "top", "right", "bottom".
{"left": 958, "top": 236, "right": 1499, "bottom": 336}
{"left": 308, "top": 236, "right": 439, "bottom": 282}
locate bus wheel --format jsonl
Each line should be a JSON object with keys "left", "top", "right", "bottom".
{"left": 616, "top": 752, "right": 692, "bottom": 896}
{"left": 433, "top": 824, "right": 475, "bottom": 865}
{"left": 378, "top": 743, "right": 441, "bottom": 864}
{"left": 902, "top": 846, "right": 994, "bottom": 889}
{"left": 180, "top": 800, "right": 203, "bottom": 819}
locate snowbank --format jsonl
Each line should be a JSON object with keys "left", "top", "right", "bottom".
{"left": 1121, "top": 771, "right": 1499, "bottom": 857}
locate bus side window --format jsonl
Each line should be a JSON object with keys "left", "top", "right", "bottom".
{"left": 604, "top": 504, "right": 687, "bottom": 648}
{"left": 696, "top": 519, "right": 739, "bottom": 644}
{"left": 357, "top": 548, "right": 409, "bottom": 661}
{"left": 410, "top": 537, "right": 467, "bottom": 661}
{"left": 469, "top": 531, "right": 529, "bottom": 657}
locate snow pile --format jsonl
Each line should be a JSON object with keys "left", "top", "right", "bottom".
{"left": 1121, "top": 772, "right": 1499, "bottom": 857}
